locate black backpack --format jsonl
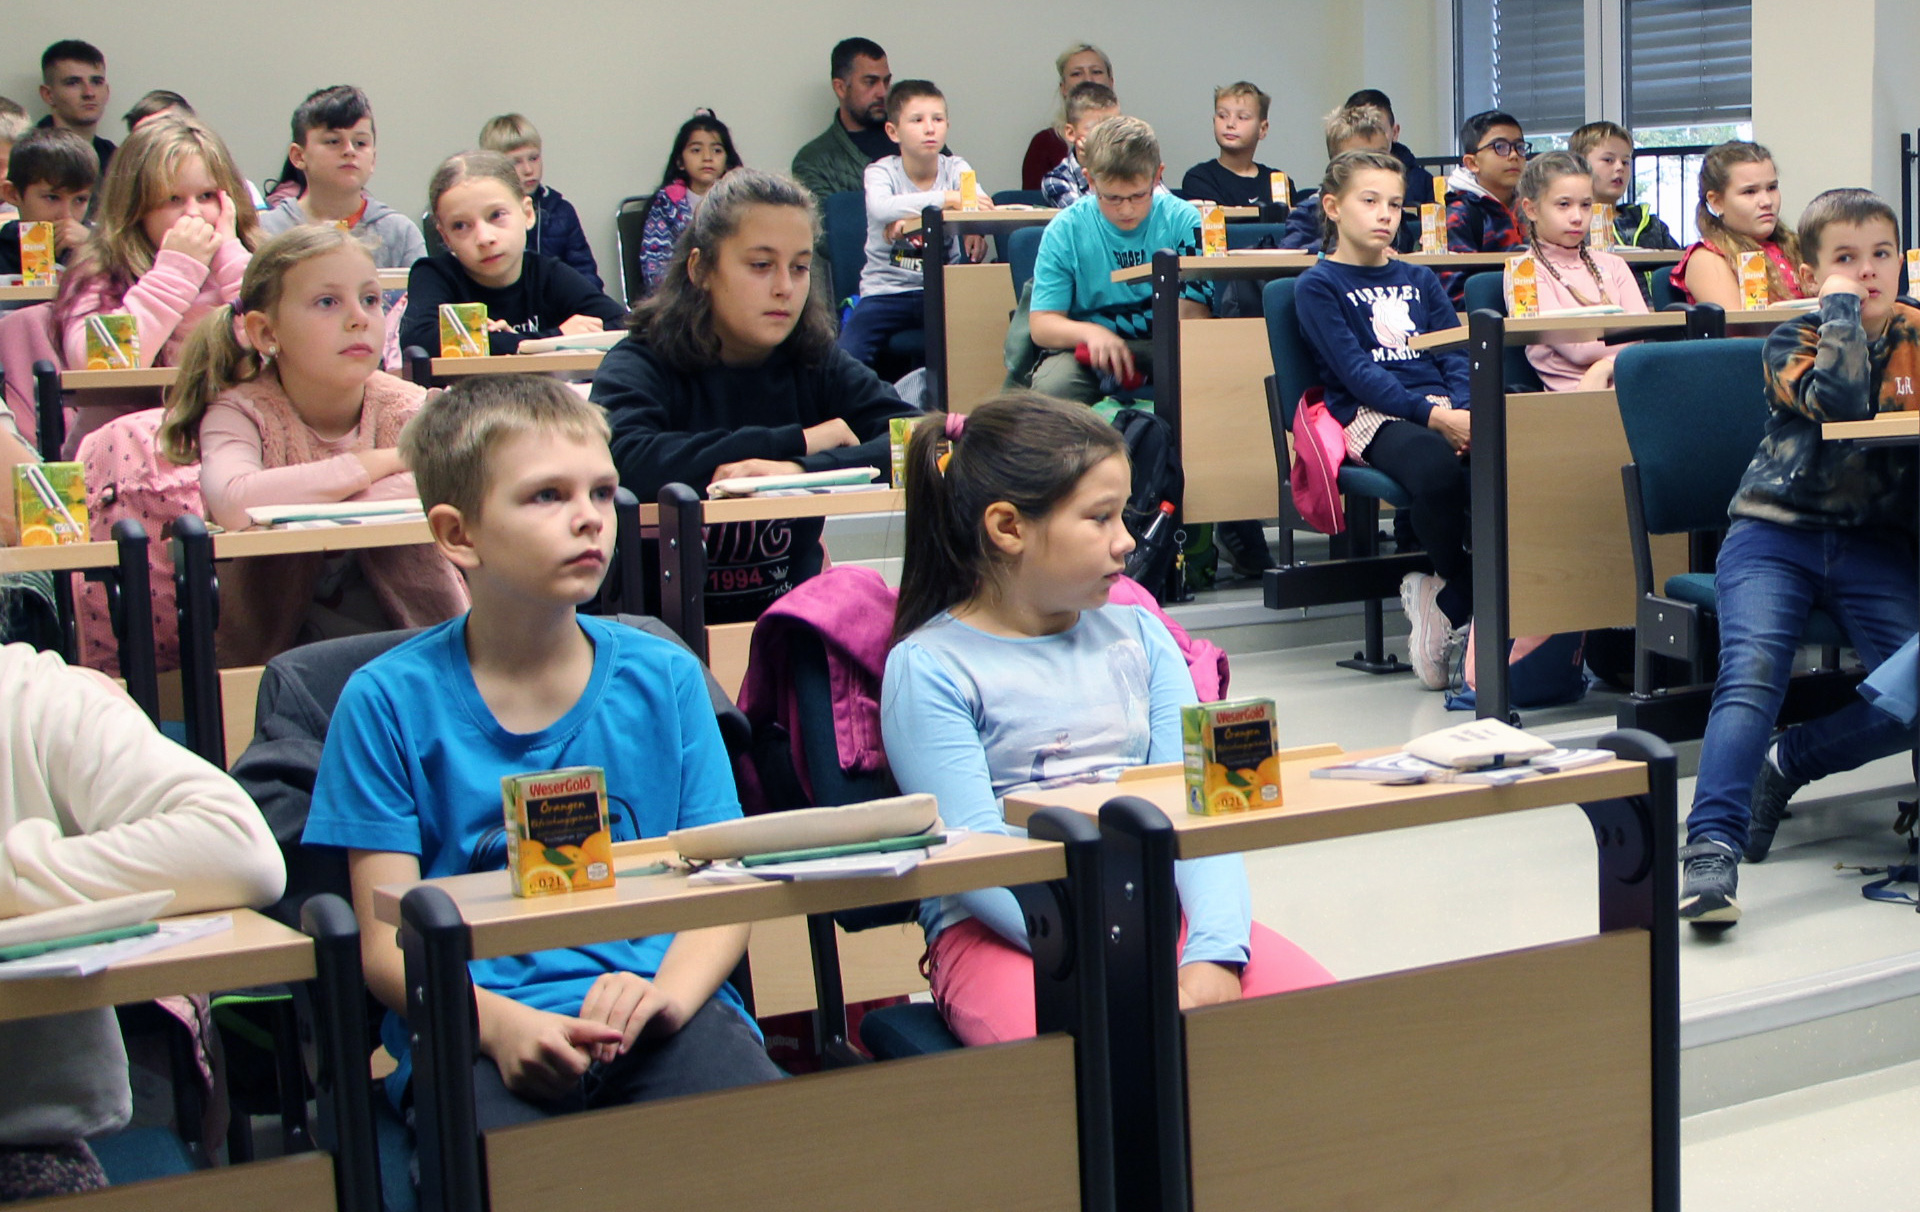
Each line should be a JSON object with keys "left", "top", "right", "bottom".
{"left": 1110, "top": 407, "right": 1186, "bottom": 600}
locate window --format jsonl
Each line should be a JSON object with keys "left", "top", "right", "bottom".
{"left": 1453, "top": 0, "right": 1587, "bottom": 145}
{"left": 1623, "top": 0, "right": 1751, "bottom": 131}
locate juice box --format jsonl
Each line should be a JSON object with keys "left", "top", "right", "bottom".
{"left": 82, "top": 314, "right": 138, "bottom": 370}
{"left": 1907, "top": 249, "right": 1920, "bottom": 296}
{"left": 1200, "top": 204, "right": 1227, "bottom": 256}
{"left": 502, "top": 766, "right": 614, "bottom": 897}
{"left": 1269, "top": 170, "right": 1290, "bottom": 205}
{"left": 1418, "top": 203, "right": 1444, "bottom": 253}
{"left": 11, "top": 462, "right": 87, "bottom": 546}
{"left": 1737, "top": 251, "right": 1769, "bottom": 310}
{"left": 1590, "top": 203, "right": 1615, "bottom": 251}
{"left": 1432, "top": 175, "right": 1448, "bottom": 209}
{"left": 18, "top": 221, "right": 55, "bottom": 287}
{"left": 889, "top": 416, "right": 915, "bottom": 486}
{"left": 438, "top": 302, "right": 488, "bottom": 357}
{"left": 1508, "top": 252, "right": 1539, "bottom": 318}
{"left": 1182, "top": 698, "right": 1280, "bottom": 816}
{"left": 959, "top": 170, "right": 979, "bottom": 211}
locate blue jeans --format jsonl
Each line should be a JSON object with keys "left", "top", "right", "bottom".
{"left": 1687, "top": 518, "right": 1918, "bottom": 850}
{"left": 836, "top": 290, "right": 924, "bottom": 365}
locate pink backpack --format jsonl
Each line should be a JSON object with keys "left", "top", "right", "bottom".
{"left": 76, "top": 408, "right": 203, "bottom": 675}
{"left": 1289, "top": 385, "right": 1347, "bottom": 535}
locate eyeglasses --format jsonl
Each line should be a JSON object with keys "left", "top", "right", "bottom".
{"left": 1472, "top": 138, "right": 1532, "bottom": 159}
{"left": 1095, "top": 187, "right": 1154, "bottom": 206}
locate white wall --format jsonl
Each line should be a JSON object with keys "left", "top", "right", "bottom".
{"left": 4, "top": 3, "right": 1446, "bottom": 283}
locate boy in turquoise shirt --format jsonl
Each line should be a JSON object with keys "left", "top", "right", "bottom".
{"left": 304, "top": 375, "right": 777, "bottom": 1122}
{"left": 1028, "top": 116, "right": 1211, "bottom": 403}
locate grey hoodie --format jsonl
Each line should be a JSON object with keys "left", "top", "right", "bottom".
{"left": 258, "top": 194, "right": 428, "bottom": 269}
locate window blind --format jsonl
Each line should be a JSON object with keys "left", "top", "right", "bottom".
{"left": 1454, "top": 0, "right": 1587, "bottom": 140}
{"left": 1624, "top": 0, "right": 1752, "bottom": 128}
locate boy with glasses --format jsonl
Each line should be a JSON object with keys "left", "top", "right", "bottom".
{"left": 1444, "top": 109, "right": 1529, "bottom": 303}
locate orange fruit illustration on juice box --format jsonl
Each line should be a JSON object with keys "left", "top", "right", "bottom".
{"left": 1508, "top": 253, "right": 1539, "bottom": 319}
{"left": 1737, "top": 251, "right": 1769, "bottom": 310}
{"left": 1182, "top": 699, "right": 1280, "bottom": 816}
{"left": 502, "top": 767, "right": 614, "bottom": 897}
{"left": 1201, "top": 205, "right": 1226, "bottom": 256}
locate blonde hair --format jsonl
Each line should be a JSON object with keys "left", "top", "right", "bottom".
{"left": 1569, "top": 121, "right": 1633, "bottom": 158}
{"left": 1696, "top": 140, "right": 1803, "bottom": 302}
{"left": 399, "top": 374, "right": 611, "bottom": 520}
{"left": 158, "top": 226, "right": 376, "bottom": 465}
{"left": 1214, "top": 81, "right": 1271, "bottom": 122}
{"left": 1082, "top": 115, "right": 1159, "bottom": 183}
{"left": 477, "top": 113, "right": 541, "bottom": 154}
{"left": 1051, "top": 43, "right": 1112, "bottom": 128}
{"left": 1323, "top": 104, "right": 1391, "bottom": 159}
{"left": 426, "top": 149, "right": 525, "bottom": 230}
{"left": 54, "top": 116, "right": 260, "bottom": 329}
{"left": 0, "top": 96, "right": 29, "bottom": 144}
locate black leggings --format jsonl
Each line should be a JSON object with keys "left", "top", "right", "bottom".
{"left": 1362, "top": 419, "right": 1472, "bottom": 625}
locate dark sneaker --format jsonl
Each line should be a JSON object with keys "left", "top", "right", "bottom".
{"left": 1679, "top": 839, "right": 1741, "bottom": 925}
{"left": 1743, "top": 752, "right": 1806, "bottom": 863}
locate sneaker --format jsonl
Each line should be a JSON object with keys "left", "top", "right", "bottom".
{"left": 1743, "top": 747, "right": 1806, "bottom": 863}
{"left": 1399, "top": 571, "right": 1451, "bottom": 689}
{"left": 1679, "top": 839, "right": 1741, "bottom": 925}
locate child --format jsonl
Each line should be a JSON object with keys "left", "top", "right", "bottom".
{"left": 1028, "top": 116, "right": 1209, "bottom": 404}
{"left": 881, "top": 396, "right": 1333, "bottom": 1044}
{"left": 639, "top": 110, "right": 744, "bottom": 297}
{"left": 591, "top": 169, "right": 917, "bottom": 624}
{"left": 157, "top": 226, "right": 467, "bottom": 653}
{"left": 0, "top": 97, "right": 28, "bottom": 221}
{"left": 303, "top": 375, "right": 779, "bottom": 1122}
{"left": 1444, "top": 109, "right": 1528, "bottom": 304}
{"left": 1180, "top": 81, "right": 1284, "bottom": 208}
{"left": 839, "top": 80, "right": 990, "bottom": 366}
{"left": 1040, "top": 82, "right": 1119, "bottom": 209}
{"left": 402, "top": 151, "right": 625, "bottom": 357}
{"left": 52, "top": 115, "right": 260, "bottom": 455}
{"left": 1295, "top": 150, "right": 1471, "bottom": 689}
{"left": 1344, "top": 88, "right": 1433, "bottom": 207}
{"left": 1507, "top": 151, "right": 1649, "bottom": 392}
{"left": 261, "top": 86, "right": 426, "bottom": 270}
{"left": 478, "top": 113, "right": 602, "bottom": 289}
{"left": 1678, "top": 189, "right": 1919, "bottom": 925}
{"left": 121, "top": 89, "right": 190, "bottom": 133}
{"left": 1671, "top": 141, "right": 1807, "bottom": 310}
{"left": 0, "top": 127, "right": 95, "bottom": 277}
{"left": 1281, "top": 104, "right": 1415, "bottom": 253}
{"left": 0, "top": 642, "right": 283, "bottom": 1200}
{"left": 1568, "top": 121, "right": 1677, "bottom": 251}
{"left": 36, "top": 40, "right": 114, "bottom": 175}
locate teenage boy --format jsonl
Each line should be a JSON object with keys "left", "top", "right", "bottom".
{"left": 1041, "top": 83, "right": 1120, "bottom": 209}
{"left": 1181, "top": 81, "right": 1284, "bottom": 208}
{"left": 0, "top": 128, "right": 95, "bottom": 277}
{"left": 260, "top": 86, "right": 427, "bottom": 270}
{"left": 305, "top": 375, "right": 780, "bottom": 1120}
{"left": 839, "top": 80, "right": 989, "bottom": 366}
{"left": 479, "top": 113, "right": 602, "bottom": 290}
{"left": 792, "top": 37, "right": 896, "bottom": 203}
{"left": 1028, "top": 116, "right": 1209, "bottom": 403}
{"left": 1345, "top": 88, "right": 1432, "bottom": 207}
{"left": 1443, "top": 109, "right": 1528, "bottom": 303}
{"left": 1568, "top": 121, "right": 1678, "bottom": 250}
{"left": 35, "top": 41, "right": 113, "bottom": 174}
{"left": 1678, "top": 189, "right": 1920, "bottom": 926}
{"left": 1282, "top": 104, "right": 1417, "bottom": 254}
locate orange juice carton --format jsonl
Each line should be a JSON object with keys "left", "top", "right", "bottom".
{"left": 959, "top": 170, "right": 979, "bottom": 211}
{"left": 1432, "top": 175, "right": 1448, "bottom": 209}
{"left": 1908, "top": 249, "right": 1920, "bottom": 295}
{"left": 18, "top": 221, "right": 55, "bottom": 286}
{"left": 1182, "top": 698, "right": 1280, "bottom": 816}
{"left": 1590, "top": 204, "right": 1615, "bottom": 251}
{"left": 438, "top": 302, "right": 488, "bottom": 357}
{"left": 502, "top": 766, "right": 614, "bottom": 897}
{"left": 1419, "top": 203, "right": 1443, "bottom": 254}
{"left": 1269, "top": 170, "right": 1290, "bottom": 205}
{"left": 82, "top": 314, "right": 137, "bottom": 370}
{"left": 1200, "top": 204, "right": 1227, "bottom": 256}
{"left": 11, "top": 462, "right": 87, "bottom": 547}
{"left": 1737, "top": 251, "right": 1768, "bottom": 310}
{"left": 1508, "top": 252, "right": 1539, "bottom": 318}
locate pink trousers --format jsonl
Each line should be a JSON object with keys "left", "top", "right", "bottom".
{"left": 926, "top": 916, "right": 1335, "bottom": 1047}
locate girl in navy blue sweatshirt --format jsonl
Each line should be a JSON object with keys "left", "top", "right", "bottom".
{"left": 1295, "top": 149, "right": 1472, "bottom": 689}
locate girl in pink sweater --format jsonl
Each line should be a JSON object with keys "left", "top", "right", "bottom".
{"left": 52, "top": 116, "right": 260, "bottom": 454}
{"left": 1505, "top": 149, "right": 1650, "bottom": 392}
{"left": 158, "top": 226, "right": 466, "bottom": 651}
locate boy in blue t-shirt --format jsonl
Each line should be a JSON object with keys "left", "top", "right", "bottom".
{"left": 303, "top": 374, "right": 778, "bottom": 1123}
{"left": 1028, "top": 115, "right": 1210, "bottom": 404}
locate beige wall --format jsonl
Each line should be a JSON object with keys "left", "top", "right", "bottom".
{"left": 6, "top": 2, "right": 1444, "bottom": 286}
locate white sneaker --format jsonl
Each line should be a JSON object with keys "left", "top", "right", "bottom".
{"left": 1399, "top": 571, "right": 1451, "bottom": 690}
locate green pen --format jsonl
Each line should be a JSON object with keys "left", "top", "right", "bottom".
{"left": 0, "top": 922, "right": 159, "bottom": 963}
{"left": 738, "top": 833, "right": 945, "bottom": 868}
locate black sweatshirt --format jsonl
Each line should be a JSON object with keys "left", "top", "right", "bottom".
{"left": 591, "top": 333, "right": 919, "bottom": 620}
{"left": 400, "top": 250, "right": 626, "bottom": 356}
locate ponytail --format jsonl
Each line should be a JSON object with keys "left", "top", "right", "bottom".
{"left": 159, "top": 303, "right": 261, "bottom": 465}
{"left": 892, "top": 393, "right": 1127, "bottom": 643}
